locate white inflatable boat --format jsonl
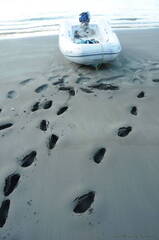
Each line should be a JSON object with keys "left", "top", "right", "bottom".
{"left": 59, "top": 16, "right": 121, "bottom": 66}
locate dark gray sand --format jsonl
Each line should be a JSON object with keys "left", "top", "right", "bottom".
{"left": 0, "top": 29, "right": 159, "bottom": 240}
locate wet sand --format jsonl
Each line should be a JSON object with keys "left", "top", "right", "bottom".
{"left": 0, "top": 29, "right": 159, "bottom": 240}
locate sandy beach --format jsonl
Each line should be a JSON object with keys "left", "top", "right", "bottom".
{"left": 0, "top": 29, "right": 159, "bottom": 240}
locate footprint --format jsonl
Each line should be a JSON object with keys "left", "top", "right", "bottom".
{"left": 20, "top": 151, "right": 37, "bottom": 167}
{"left": 34, "top": 84, "right": 48, "bottom": 93}
{"left": 59, "top": 87, "right": 75, "bottom": 96}
{"left": 137, "top": 91, "right": 145, "bottom": 98}
{"left": 40, "top": 120, "right": 49, "bottom": 131}
{"left": 48, "top": 75, "right": 59, "bottom": 81}
{"left": 52, "top": 78, "right": 64, "bottom": 86}
{"left": 73, "top": 191, "right": 95, "bottom": 214}
{"left": 31, "top": 102, "right": 40, "bottom": 112}
{"left": 0, "top": 200, "right": 10, "bottom": 228}
{"left": 0, "top": 123, "right": 13, "bottom": 131}
{"left": 149, "top": 67, "right": 159, "bottom": 71}
{"left": 42, "top": 100, "right": 52, "bottom": 109}
{"left": 20, "top": 78, "right": 34, "bottom": 85}
{"left": 93, "top": 148, "right": 106, "bottom": 164}
{"left": 152, "top": 78, "right": 159, "bottom": 82}
{"left": 118, "top": 126, "right": 132, "bottom": 137}
{"left": 130, "top": 106, "right": 137, "bottom": 116}
{"left": 88, "top": 83, "right": 119, "bottom": 90}
{"left": 57, "top": 106, "right": 68, "bottom": 116}
{"left": 48, "top": 134, "right": 59, "bottom": 150}
{"left": 80, "top": 88, "right": 94, "bottom": 93}
{"left": 0, "top": 109, "right": 2, "bottom": 113}
{"left": 7, "top": 91, "right": 17, "bottom": 99}
{"left": 4, "top": 173, "right": 20, "bottom": 197}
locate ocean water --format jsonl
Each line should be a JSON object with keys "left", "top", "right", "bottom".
{"left": 0, "top": 0, "right": 159, "bottom": 38}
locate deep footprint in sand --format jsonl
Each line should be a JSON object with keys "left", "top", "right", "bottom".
{"left": 137, "top": 91, "right": 145, "bottom": 98}
{"left": 0, "top": 123, "right": 13, "bottom": 131}
{"left": 42, "top": 100, "right": 52, "bottom": 109}
{"left": 73, "top": 191, "right": 95, "bottom": 214}
{"left": 31, "top": 102, "right": 40, "bottom": 112}
{"left": 4, "top": 173, "right": 20, "bottom": 197}
{"left": 118, "top": 126, "right": 132, "bottom": 137}
{"left": 48, "top": 134, "right": 59, "bottom": 149}
{"left": 130, "top": 106, "right": 137, "bottom": 116}
{"left": 20, "top": 151, "right": 37, "bottom": 167}
{"left": 0, "top": 200, "right": 10, "bottom": 228}
{"left": 20, "top": 78, "right": 34, "bottom": 85}
{"left": 152, "top": 78, "right": 159, "bottom": 82}
{"left": 57, "top": 106, "right": 68, "bottom": 116}
{"left": 59, "top": 87, "right": 75, "bottom": 96}
{"left": 35, "top": 84, "right": 48, "bottom": 93}
{"left": 93, "top": 148, "right": 106, "bottom": 164}
{"left": 40, "top": 120, "right": 49, "bottom": 131}
{"left": 7, "top": 90, "right": 17, "bottom": 99}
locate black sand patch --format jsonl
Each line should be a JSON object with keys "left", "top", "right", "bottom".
{"left": 0, "top": 123, "right": 13, "bottom": 131}
{"left": 40, "top": 120, "right": 49, "bottom": 131}
{"left": 0, "top": 200, "right": 10, "bottom": 228}
{"left": 88, "top": 83, "right": 119, "bottom": 90}
{"left": 42, "top": 100, "right": 52, "bottom": 109}
{"left": 20, "top": 78, "right": 34, "bottom": 85}
{"left": 93, "top": 148, "right": 106, "bottom": 164}
{"left": 130, "top": 106, "right": 137, "bottom": 116}
{"left": 7, "top": 90, "right": 17, "bottom": 99}
{"left": 80, "top": 88, "right": 94, "bottom": 93}
{"left": 57, "top": 106, "right": 68, "bottom": 115}
{"left": 137, "top": 91, "right": 145, "bottom": 98}
{"left": 73, "top": 191, "right": 95, "bottom": 214}
{"left": 118, "top": 126, "right": 132, "bottom": 137}
{"left": 48, "top": 134, "right": 59, "bottom": 149}
{"left": 4, "top": 173, "right": 20, "bottom": 197}
{"left": 20, "top": 151, "right": 37, "bottom": 167}
{"left": 31, "top": 102, "right": 40, "bottom": 112}
{"left": 35, "top": 84, "right": 48, "bottom": 93}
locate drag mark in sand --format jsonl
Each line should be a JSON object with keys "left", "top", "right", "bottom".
{"left": 20, "top": 151, "right": 37, "bottom": 167}
{"left": 73, "top": 191, "right": 95, "bottom": 214}
{"left": 118, "top": 126, "right": 132, "bottom": 137}
{"left": 7, "top": 90, "right": 17, "bottom": 99}
{"left": 40, "top": 120, "right": 49, "bottom": 131}
{"left": 57, "top": 106, "right": 68, "bottom": 116}
{"left": 42, "top": 100, "right": 52, "bottom": 109}
{"left": 88, "top": 83, "right": 119, "bottom": 91}
{"left": 35, "top": 84, "right": 48, "bottom": 93}
{"left": 48, "top": 134, "right": 59, "bottom": 150}
{"left": 3, "top": 173, "right": 20, "bottom": 197}
{"left": 80, "top": 88, "right": 94, "bottom": 94}
{"left": 0, "top": 123, "right": 13, "bottom": 131}
{"left": 93, "top": 148, "right": 106, "bottom": 164}
{"left": 137, "top": 91, "right": 145, "bottom": 98}
{"left": 130, "top": 106, "right": 138, "bottom": 116}
{"left": 0, "top": 199, "right": 10, "bottom": 228}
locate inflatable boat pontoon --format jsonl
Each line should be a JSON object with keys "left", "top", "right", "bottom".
{"left": 59, "top": 14, "right": 121, "bottom": 66}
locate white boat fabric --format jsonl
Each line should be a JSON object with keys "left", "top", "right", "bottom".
{"left": 59, "top": 17, "right": 122, "bottom": 66}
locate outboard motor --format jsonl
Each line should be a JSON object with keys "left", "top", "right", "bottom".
{"left": 79, "top": 12, "right": 90, "bottom": 31}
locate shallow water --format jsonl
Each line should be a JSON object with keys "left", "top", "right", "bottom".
{"left": 0, "top": 0, "right": 159, "bottom": 38}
